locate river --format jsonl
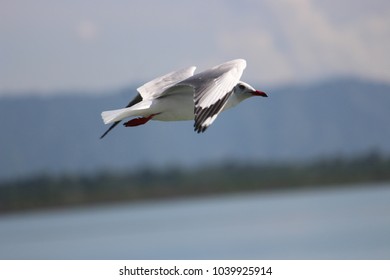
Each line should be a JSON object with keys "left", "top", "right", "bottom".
{"left": 1, "top": 183, "right": 389, "bottom": 259}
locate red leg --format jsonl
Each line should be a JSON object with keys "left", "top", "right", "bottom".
{"left": 123, "top": 114, "right": 158, "bottom": 127}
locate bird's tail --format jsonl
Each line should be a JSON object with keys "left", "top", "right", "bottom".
{"left": 100, "top": 108, "right": 134, "bottom": 139}
{"left": 101, "top": 107, "right": 132, "bottom": 124}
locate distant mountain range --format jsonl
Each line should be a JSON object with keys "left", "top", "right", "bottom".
{"left": 1, "top": 78, "right": 390, "bottom": 181}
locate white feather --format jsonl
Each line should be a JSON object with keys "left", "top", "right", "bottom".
{"left": 101, "top": 108, "right": 129, "bottom": 124}
{"left": 196, "top": 59, "right": 246, "bottom": 108}
{"left": 137, "top": 66, "right": 196, "bottom": 100}
{"left": 176, "top": 59, "right": 246, "bottom": 131}
{"left": 101, "top": 100, "right": 153, "bottom": 124}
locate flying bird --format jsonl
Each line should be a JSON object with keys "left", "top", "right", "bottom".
{"left": 100, "top": 59, "right": 267, "bottom": 138}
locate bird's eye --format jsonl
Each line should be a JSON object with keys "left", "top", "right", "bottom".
{"left": 238, "top": 84, "right": 245, "bottom": 90}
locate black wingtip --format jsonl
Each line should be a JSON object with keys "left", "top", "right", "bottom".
{"left": 100, "top": 121, "right": 121, "bottom": 139}
{"left": 194, "top": 124, "right": 208, "bottom": 133}
{"left": 100, "top": 130, "right": 110, "bottom": 139}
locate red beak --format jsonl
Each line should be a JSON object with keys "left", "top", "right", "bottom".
{"left": 252, "top": 90, "right": 268, "bottom": 97}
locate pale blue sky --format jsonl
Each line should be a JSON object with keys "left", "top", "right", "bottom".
{"left": 1, "top": 0, "right": 389, "bottom": 94}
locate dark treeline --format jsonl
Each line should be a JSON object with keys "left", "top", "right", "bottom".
{"left": 1, "top": 152, "right": 390, "bottom": 213}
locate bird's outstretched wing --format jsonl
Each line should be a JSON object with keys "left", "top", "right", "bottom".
{"left": 177, "top": 59, "right": 246, "bottom": 133}
{"left": 137, "top": 66, "right": 196, "bottom": 100}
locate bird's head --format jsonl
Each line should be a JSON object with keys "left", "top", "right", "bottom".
{"left": 234, "top": 82, "right": 268, "bottom": 99}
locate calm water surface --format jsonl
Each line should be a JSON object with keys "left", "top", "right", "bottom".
{"left": 1, "top": 183, "right": 389, "bottom": 259}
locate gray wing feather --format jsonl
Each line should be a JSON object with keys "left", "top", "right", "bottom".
{"left": 176, "top": 59, "right": 246, "bottom": 133}
{"left": 137, "top": 66, "right": 196, "bottom": 100}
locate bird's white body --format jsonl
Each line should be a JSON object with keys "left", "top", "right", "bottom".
{"left": 101, "top": 59, "right": 267, "bottom": 137}
{"left": 102, "top": 86, "right": 242, "bottom": 123}
{"left": 102, "top": 90, "right": 193, "bottom": 123}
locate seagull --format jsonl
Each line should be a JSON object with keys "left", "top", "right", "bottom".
{"left": 100, "top": 59, "right": 267, "bottom": 138}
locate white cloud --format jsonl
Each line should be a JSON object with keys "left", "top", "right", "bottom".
{"left": 1, "top": 0, "right": 390, "bottom": 93}
{"left": 216, "top": 28, "right": 294, "bottom": 85}
{"left": 77, "top": 20, "right": 98, "bottom": 41}
{"left": 345, "top": 13, "right": 390, "bottom": 81}
{"left": 225, "top": 0, "right": 390, "bottom": 84}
